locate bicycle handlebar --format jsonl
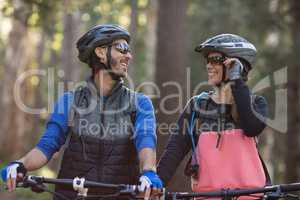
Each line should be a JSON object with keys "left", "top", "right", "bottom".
{"left": 165, "top": 183, "right": 300, "bottom": 199}
{"left": 20, "top": 175, "right": 163, "bottom": 200}
{"left": 15, "top": 175, "right": 300, "bottom": 200}
{"left": 24, "top": 175, "right": 128, "bottom": 190}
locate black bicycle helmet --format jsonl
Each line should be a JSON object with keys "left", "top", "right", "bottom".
{"left": 76, "top": 24, "right": 130, "bottom": 64}
{"left": 195, "top": 34, "right": 257, "bottom": 67}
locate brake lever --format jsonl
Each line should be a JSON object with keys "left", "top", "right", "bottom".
{"left": 263, "top": 185, "right": 283, "bottom": 200}
{"left": 19, "top": 175, "right": 46, "bottom": 193}
{"left": 283, "top": 193, "right": 300, "bottom": 200}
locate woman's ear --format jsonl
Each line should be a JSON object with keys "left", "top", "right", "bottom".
{"left": 94, "top": 47, "right": 107, "bottom": 63}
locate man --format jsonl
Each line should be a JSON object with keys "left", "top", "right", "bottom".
{"left": 1, "top": 24, "right": 163, "bottom": 199}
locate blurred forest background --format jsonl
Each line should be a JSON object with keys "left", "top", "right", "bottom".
{"left": 0, "top": 0, "right": 300, "bottom": 199}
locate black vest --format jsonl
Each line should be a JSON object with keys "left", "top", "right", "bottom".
{"left": 54, "top": 79, "right": 139, "bottom": 200}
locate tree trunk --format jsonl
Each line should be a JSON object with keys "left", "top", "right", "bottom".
{"left": 0, "top": 0, "right": 33, "bottom": 159}
{"left": 61, "top": 0, "right": 82, "bottom": 87}
{"left": 285, "top": 0, "right": 300, "bottom": 182}
{"left": 128, "top": 0, "right": 138, "bottom": 83}
{"left": 28, "top": 33, "right": 46, "bottom": 148}
{"left": 143, "top": 0, "right": 158, "bottom": 95}
{"left": 155, "top": 0, "right": 189, "bottom": 191}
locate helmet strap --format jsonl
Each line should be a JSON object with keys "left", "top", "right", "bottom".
{"left": 106, "top": 45, "right": 122, "bottom": 81}
{"left": 216, "top": 64, "right": 228, "bottom": 87}
{"left": 222, "top": 64, "right": 227, "bottom": 82}
{"left": 106, "top": 45, "right": 112, "bottom": 70}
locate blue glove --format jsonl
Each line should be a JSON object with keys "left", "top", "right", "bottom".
{"left": 138, "top": 170, "right": 163, "bottom": 191}
{"left": 1, "top": 161, "right": 27, "bottom": 182}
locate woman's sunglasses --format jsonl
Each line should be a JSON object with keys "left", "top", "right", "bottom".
{"left": 206, "top": 55, "right": 225, "bottom": 65}
{"left": 112, "top": 43, "right": 131, "bottom": 54}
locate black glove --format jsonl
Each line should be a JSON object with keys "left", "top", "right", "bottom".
{"left": 226, "top": 58, "right": 244, "bottom": 81}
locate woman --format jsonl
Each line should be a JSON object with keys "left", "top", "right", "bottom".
{"left": 158, "top": 34, "right": 269, "bottom": 196}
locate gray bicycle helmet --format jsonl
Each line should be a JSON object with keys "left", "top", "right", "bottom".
{"left": 195, "top": 34, "right": 257, "bottom": 67}
{"left": 76, "top": 24, "right": 130, "bottom": 64}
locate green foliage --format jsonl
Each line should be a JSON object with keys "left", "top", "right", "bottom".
{"left": 0, "top": 0, "right": 299, "bottom": 189}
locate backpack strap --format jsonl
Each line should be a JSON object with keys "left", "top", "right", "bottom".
{"left": 258, "top": 151, "right": 272, "bottom": 185}
{"left": 129, "top": 91, "right": 138, "bottom": 124}
{"left": 184, "top": 92, "right": 209, "bottom": 177}
{"left": 64, "top": 84, "right": 91, "bottom": 149}
{"left": 189, "top": 92, "right": 210, "bottom": 149}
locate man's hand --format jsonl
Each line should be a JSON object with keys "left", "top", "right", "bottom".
{"left": 223, "top": 58, "right": 244, "bottom": 81}
{"left": 1, "top": 161, "right": 27, "bottom": 192}
{"left": 139, "top": 170, "right": 163, "bottom": 200}
{"left": 139, "top": 170, "right": 163, "bottom": 190}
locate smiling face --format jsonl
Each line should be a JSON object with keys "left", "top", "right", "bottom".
{"left": 206, "top": 52, "right": 225, "bottom": 85}
{"left": 109, "top": 39, "right": 132, "bottom": 78}
{"left": 94, "top": 38, "right": 132, "bottom": 78}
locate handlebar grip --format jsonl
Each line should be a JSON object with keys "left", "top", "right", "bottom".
{"left": 135, "top": 188, "right": 165, "bottom": 199}
{"left": 151, "top": 188, "right": 164, "bottom": 194}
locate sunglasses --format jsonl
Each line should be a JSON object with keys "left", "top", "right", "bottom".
{"left": 112, "top": 43, "right": 131, "bottom": 54}
{"left": 206, "top": 56, "right": 225, "bottom": 65}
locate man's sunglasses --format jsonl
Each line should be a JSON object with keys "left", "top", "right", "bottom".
{"left": 206, "top": 56, "right": 225, "bottom": 65}
{"left": 112, "top": 43, "right": 131, "bottom": 54}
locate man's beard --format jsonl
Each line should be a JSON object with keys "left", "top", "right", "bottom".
{"left": 109, "top": 57, "right": 126, "bottom": 79}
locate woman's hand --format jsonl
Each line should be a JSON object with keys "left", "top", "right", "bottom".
{"left": 223, "top": 58, "right": 244, "bottom": 81}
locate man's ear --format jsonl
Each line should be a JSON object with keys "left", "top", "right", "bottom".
{"left": 94, "top": 47, "right": 107, "bottom": 62}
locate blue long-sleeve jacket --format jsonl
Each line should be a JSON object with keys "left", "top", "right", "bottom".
{"left": 36, "top": 92, "right": 157, "bottom": 160}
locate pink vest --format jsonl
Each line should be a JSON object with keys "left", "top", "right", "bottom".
{"left": 192, "top": 129, "right": 266, "bottom": 197}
